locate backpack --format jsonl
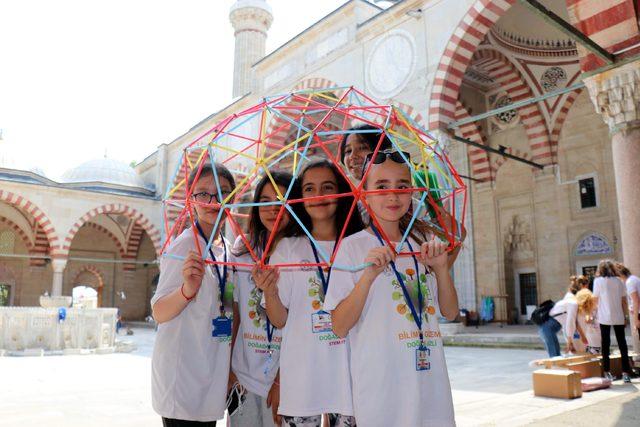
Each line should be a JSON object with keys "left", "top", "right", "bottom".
{"left": 530, "top": 300, "right": 555, "bottom": 325}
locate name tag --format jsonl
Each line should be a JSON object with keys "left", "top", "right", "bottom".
{"left": 311, "top": 310, "right": 333, "bottom": 334}
{"left": 212, "top": 316, "right": 232, "bottom": 338}
{"left": 416, "top": 345, "right": 431, "bottom": 371}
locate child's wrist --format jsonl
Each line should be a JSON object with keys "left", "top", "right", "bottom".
{"left": 181, "top": 283, "right": 197, "bottom": 301}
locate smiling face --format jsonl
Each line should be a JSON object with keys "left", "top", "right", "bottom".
{"left": 258, "top": 183, "right": 289, "bottom": 233}
{"left": 301, "top": 166, "right": 339, "bottom": 224}
{"left": 342, "top": 134, "right": 372, "bottom": 180}
{"left": 191, "top": 172, "right": 233, "bottom": 228}
{"left": 364, "top": 159, "right": 413, "bottom": 223}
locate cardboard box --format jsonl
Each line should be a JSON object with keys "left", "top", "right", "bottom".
{"left": 566, "top": 360, "right": 602, "bottom": 379}
{"left": 533, "top": 369, "right": 583, "bottom": 399}
{"left": 541, "top": 354, "right": 592, "bottom": 369}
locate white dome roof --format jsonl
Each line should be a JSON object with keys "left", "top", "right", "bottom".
{"left": 61, "top": 158, "right": 145, "bottom": 188}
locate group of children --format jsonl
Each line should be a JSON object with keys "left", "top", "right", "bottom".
{"left": 151, "top": 127, "right": 461, "bottom": 427}
{"left": 539, "top": 261, "right": 640, "bottom": 384}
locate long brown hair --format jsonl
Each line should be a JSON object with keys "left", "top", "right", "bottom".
{"left": 596, "top": 260, "right": 617, "bottom": 278}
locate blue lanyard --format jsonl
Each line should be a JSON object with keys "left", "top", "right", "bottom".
{"left": 308, "top": 238, "right": 334, "bottom": 300}
{"left": 195, "top": 222, "right": 228, "bottom": 315}
{"left": 370, "top": 225, "right": 425, "bottom": 345}
{"left": 260, "top": 248, "right": 276, "bottom": 353}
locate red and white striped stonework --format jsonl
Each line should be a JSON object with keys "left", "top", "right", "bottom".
{"left": 472, "top": 48, "right": 554, "bottom": 164}
{"left": 81, "top": 222, "right": 126, "bottom": 257}
{"left": 61, "top": 204, "right": 161, "bottom": 259}
{"left": 0, "top": 190, "right": 60, "bottom": 258}
{"left": 493, "top": 147, "right": 531, "bottom": 175}
{"left": 72, "top": 265, "right": 104, "bottom": 290}
{"left": 549, "top": 88, "right": 583, "bottom": 160}
{"left": 566, "top": 0, "right": 640, "bottom": 71}
{"left": 455, "top": 101, "right": 493, "bottom": 182}
{"left": 429, "top": 0, "right": 517, "bottom": 130}
{"left": 123, "top": 222, "right": 145, "bottom": 272}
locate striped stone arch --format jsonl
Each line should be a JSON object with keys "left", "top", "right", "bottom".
{"left": 72, "top": 265, "right": 105, "bottom": 290}
{"left": 493, "top": 147, "right": 532, "bottom": 175}
{"left": 549, "top": 88, "right": 583, "bottom": 159}
{"left": 62, "top": 204, "right": 161, "bottom": 257}
{"left": 455, "top": 101, "right": 493, "bottom": 182}
{"left": 123, "top": 222, "right": 145, "bottom": 272}
{"left": 429, "top": 0, "right": 516, "bottom": 130}
{"left": 72, "top": 264, "right": 105, "bottom": 306}
{"left": 81, "top": 222, "right": 127, "bottom": 257}
{"left": 0, "top": 216, "right": 33, "bottom": 252}
{"left": 472, "top": 48, "right": 553, "bottom": 164}
{"left": 265, "top": 77, "right": 344, "bottom": 147}
{"left": 0, "top": 190, "right": 60, "bottom": 257}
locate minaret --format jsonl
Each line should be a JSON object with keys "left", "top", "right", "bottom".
{"left": 229, "top": 0, "right": 273, "bottom": 98}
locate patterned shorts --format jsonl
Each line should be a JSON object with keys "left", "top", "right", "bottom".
{"left": 281, "top": 414, "right": 356, "bottom": 427}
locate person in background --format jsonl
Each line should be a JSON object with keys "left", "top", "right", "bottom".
{"left": 615, "top": 262, "right": 640, "bottom": 361}
{"left": 593, "top": 260, "right": 631, "bottom": 383}
{"left": 576, "top": 289, "right": 601, "bottom": 354}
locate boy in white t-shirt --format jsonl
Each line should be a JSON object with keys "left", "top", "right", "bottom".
{"left": 151, "top": 163, "right": 236, "bottom": 426}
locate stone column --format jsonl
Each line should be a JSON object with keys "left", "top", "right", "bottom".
{"left": 51, "top": 258, "right": 67, "bottom": 296}
{"left": 585, "top": 61, "right": 640, "bottom": 276}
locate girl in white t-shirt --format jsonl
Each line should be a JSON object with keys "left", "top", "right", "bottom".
{"left": 261, "top": 159, "right": 364, "bottom": 427}
{"left": 230, "top": 171, "right": 301, "bottom": 427}
{"left": 151, "top": 162, "right": 237, "bottom": 426}
{"left": 576, "top": 289, "right": 601, "bottom": 354}
{"left": 325, "top": 150, "right": 459, "bottom": 427}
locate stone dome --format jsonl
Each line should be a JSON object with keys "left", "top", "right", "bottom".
{"left": 61, "top": 158, "right": 145, "bottom": 188}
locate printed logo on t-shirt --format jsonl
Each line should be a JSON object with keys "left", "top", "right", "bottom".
{"left": 389, "top": 268, "right": 442, "bottom": 350}
{"left": 390, "top": 268, "right": 436, "bottom": 323}
{"left": 245, "top": 286, "right": 282, "bottom": 353}
{"left": 306, "top": 270, "right": 345, "bottom": 346}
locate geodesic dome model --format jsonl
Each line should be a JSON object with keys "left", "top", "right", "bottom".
{"left": 161, "top": 86, "right": 466, "bottom": 271}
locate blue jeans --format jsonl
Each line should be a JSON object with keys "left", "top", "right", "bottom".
{"left": 538, "top": 317, "right": 562, "bottom": 357}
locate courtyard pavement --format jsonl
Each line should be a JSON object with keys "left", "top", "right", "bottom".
{"left": 0, "top": 327, "right": 638, "bottom": 426}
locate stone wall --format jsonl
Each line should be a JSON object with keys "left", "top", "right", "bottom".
{"left": 471, "top": 92, "right": 619, "bottom": 320}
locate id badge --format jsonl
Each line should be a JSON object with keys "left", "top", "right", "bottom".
{"left": 311, "top": 310, "right": 333, "bottom": 334}
{"left": 416, "top": 345, "right": 431, "bottom": 371}
{"left": 212, "top": 316, "right": 232, "bottom": 338}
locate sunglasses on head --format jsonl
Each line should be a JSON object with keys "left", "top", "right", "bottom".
{"left": 362, "top": 150, "right": 411, "bottom": 175}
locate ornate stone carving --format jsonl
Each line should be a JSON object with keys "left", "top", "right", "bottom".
{"left": 575, "top": 233, "right": 612, "bottom": 256}
{"left": 584, "top": 61, "right": 640, "bottom": 133}
{"left": 504, "top": 215, "right": 532, "bottom": 254}
{"left": 541, "top": 66, "right": 567, "bottom": 92}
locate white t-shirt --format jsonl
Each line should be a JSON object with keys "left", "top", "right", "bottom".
{"left": 269, "top": 236, "right": 353, "bottom": 417}
{"left": 593, "top": 276, "right": 627, "bottom": 325}
{"left": 578, "top": 310, "right": 601, "bottom": 349}
{"left": 625, "top": 275, "right": 640, "bottom": 311}
{"left": 151, "top": 228, "right": 235, "bottom": 422}
{"left": 232, "top": 249, "right": 282, "bottom": 398}
{"left": 324, "top": 230, "right": 455, "bottom": 427}
{"left": 550, "top": 295, "right": 578, "bottom": 339}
